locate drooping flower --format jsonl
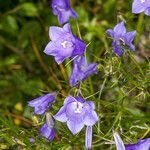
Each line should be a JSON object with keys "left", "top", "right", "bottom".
{"left": 132, "top": 0, "right": 150, "bottom": 16}
{"left": 54, "top": 96, "right": 98, "bottom": 135}
{"left": 113, "top": 131, "right": 126, "bottom": 150}
{"left": 44, "top": 23, "right": 86, "bottom": 64}
{"left": 113, "top": 131, "right": 150, "bottom": 150}
{"left": 40, "top": 115, "right": 56, "bottom": 141}
{"left": 29, "top": 138, "right": 35, "bottom": 143}
{"left": 85, "top": 126, "right": 93, "bottom": 150}
{"left": 69, "top": 55, "right": 98, "bottom": 87}
{"left": 106, "top": 21, "right": 136, "bottom": 56}
{"left": 28, "top": 93, "right": 56, "bottom": 115}
{"left": 125, "top": 138, "right": 150, "bottom": 150}
{"left": 54, "top": 96, "right": 98, "bottom": 149}
{"left": 52, "top": 0, "right": 78, "bottom": 24}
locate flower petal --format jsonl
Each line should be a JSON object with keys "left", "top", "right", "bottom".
{"left": 87, "top": 101, "right": 95, "bottom": 110}
{"left": 54, "top": 106, "right": 68, "bottom": 122}
{"left": 52, "top": 0, "right": 70, "bottom": 15}
{"left": 52, "top": 0, "right": 77, "bottom": 24}
{"left": 69, "top": 62, "right": 83, "bottom": 86}
{"left": 85, "top": 126, "right": 93, "bottom": 150}
{"left": 34, "top": 107, "right": 46, "bottom": 115}
{"left": 44, "top": 41, "right": 74, "bottom": 64}
{"left": 40, "top": 123, "right": 56, "bottom": 141}
{"left": 63, "top": 96, "right": 76, "bottom": 105}
{"left": 125, "top": 138, "right": 150, "bottom": 150}
{"left": 145, "top": 7, "right": 150, "bottom": 16}
{"left": 28, "top": 93, "right": 56, "bottom": 115}
{"left": 58, "top": 9, "right": 77, "bottom": 24}
{"left": 106, "top": 29, "right": 115, "bottom": 37}
{"left": 69, "top": 56, "right": 97, "bottom": 87}
{"left": 72, "top": 37, "right": 86, "bottom": 56}
{"left": 112, "top": 41, "right": 123, "bottom": 56}
{"left": 82, "top": 63, "right": 97, "bottom": 81}
{"left": 113, "top": 131, "right": 125, "bottom": 150}
{"left": 67, "top": 119, "right": 84, "bottom": 135}
{"left": 123, "top": 31, "right": 136, "bottom": 50}
{"left": 28, "top": 94, "right": 50, "bottom": 107}
{"left": 114, "top": 21, "right": 126, "bottom": 35}
{"left": 75, "top": 96, "right": 85, "bottom": 103}
{"left": 84, "top": 111, "right": 98, "bottom": 126}
{"left": 132, "top": 0, "right": 145, "bottom": 14}
{"left": 44, "top": 41, "right": 60, "bottom": 55}
{"left": 49, "top": 26, "right": 64, "bottom": 41}
{"left": 70, "top": 8, "right": 78, "bottom": 18}
{"left": 63, "top": 23, "right": 72, "bottom": 33}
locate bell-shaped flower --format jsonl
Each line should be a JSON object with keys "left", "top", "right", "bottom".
{"left": 106, "top": 21, "right": 136, "bottom": 56}
{"left": 54, "top": 96, "right": 98, "bottom": 135}
{"left": 69, "top": 55, "right": 98, "bottom": 87}
{"left": 28, "top": 93, "right": 56, "bottom": 115}
{"left": 113, "top": 131, "right": 126, "bottom": 150}
{"left": 52, "top": 0, "right": 78, "bottom": 24}
{"left": 113, "top": 131, "right": 150, "bottom": 150}
{"left": 40, "top": 114, "right": 56, "bottom": 141}
{"left": 132, "top": 0, "right": 150, "bottom": 16}
{"left": 44, "top": 23, "right": 86, "bottom": 64}
{"left": 85, "top": 126, "right": 93, "bottom": 150}
{"left": 125, "top": 138, "right": 150, "bottom": 150}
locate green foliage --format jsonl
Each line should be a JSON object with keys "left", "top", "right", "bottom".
{"left": 0, "top": 0, "right": 150, "bottom": 149}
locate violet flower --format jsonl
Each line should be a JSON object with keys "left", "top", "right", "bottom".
{"left": 132, "top": 0, "right": 150, "bottom": 16}
{"left": 29, "top": 138, "right": 35, "bottom": 143}
{"left": 106, "top": 21, "right": 136, "bottom": 56}
{"left": 40, "top": 116, "right": 56, "bottom": 141}
{"left": 44, "top": 23, "right": 86, "bottom": 64}
{"left": 28, "top": 93, "right": 56, "bottom": 115}
{"left": 54, "top": 96, "right": 98, "bottom": 135}
{"left": 125, "top": 138, "right": 150, "bottom": 150}
{"left": 85, "top": 126, "right": 93, "bottom": 150}
{"left": 52, "top": 0, "right": 78, "bottom": 24}
{"left": 69, "top": 55, "right": 98, "bottom": 87}
{"left": 113, "top": 131, "right": 150, "bottom": 150}
{"left": 113, "top": 131, "right": 125, "bottom": 150}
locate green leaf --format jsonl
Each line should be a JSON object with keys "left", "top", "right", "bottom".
{"left": 0, "top": 15, "right": 18, "bottom": 34}
{"left": 20, "top": 3, "right": 38, "bottom": 17}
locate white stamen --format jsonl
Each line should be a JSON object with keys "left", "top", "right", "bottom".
{"left": 80, "top": 66, "right": 87, "bottom": 71}
{"left": 141, "top": 0, "right": 145, "bottom": 3}
{"left": 120, "top": 38, "right": 125, "bottom": 45}
{"left": 61, "top": 41, "right": 68, "bottom": 48}
{"left": 74, "top": 102, "right": 84, "bottom": 114}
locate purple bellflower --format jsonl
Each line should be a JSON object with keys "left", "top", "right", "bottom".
{"left": 54, "top": 96, "right": 98, "bottom": 135}
{"left": 113, "top": 131, "right": 126, "bottom": 150}
{"left": 40, "top": 115, "right": 56, "bottom": 141}
{"left": 28, "top": 93, "right": 56, "bottom": 115}
{"left": 114, "top": 131, "right": 150, "bottom": 150}
{"left": 29, "top": 138, "right": 35, "bottom": 143}
{"left": 85, "top": 126, "right": 93, "bottom": 150}
{"left": 44, "top": 23, "right": 86, "bottom": 64}
{"left": 69, "top": 55, "right": 98, "bottom": 87}
{"left": 106, "top": 21, "right": 136, "bottom": 56}
{"left": 52, "top": 0, "right": 78, "bottom": 24}
{"left": 132, "top": 0, "right": 150, "bottom": 16}
{"left": 125, "top": 138, "right": 150, "bottom": 150}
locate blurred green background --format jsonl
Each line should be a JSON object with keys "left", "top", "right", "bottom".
{"left": 0, "top": 0, "right": 149, "bottom": 149}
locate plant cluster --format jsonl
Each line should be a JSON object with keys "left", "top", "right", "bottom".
{"left": 27, "top": 0, "right": 150, "bottom": 149}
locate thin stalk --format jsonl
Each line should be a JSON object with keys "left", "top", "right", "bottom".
{"left": 135, "top": 13, "right": 144, "bottom": 44}
{"left": 97, "top": 77, "right": 107, "bottom": 133}
{"left": 140, "top": 128, "right": 150, "bottom": 139}
{"left": 76, "top": 20, "right": 82, "bottom": 39}
{"left": 30, "top": 37, "right": 50, "bottom": 75}
{"left": 0, "top": 36, "right": 33, "bottom": 72}
{"left": 129, "top": 51, "right": 145, "bottom": 78}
